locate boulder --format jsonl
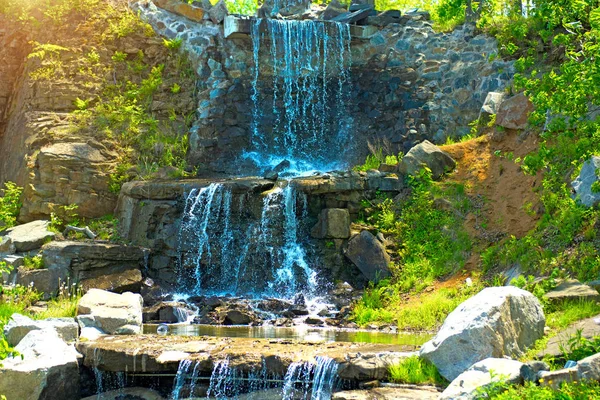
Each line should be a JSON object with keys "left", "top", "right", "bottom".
{"left": 520, "top": 361, "right": 550, "bottom": 382}
{"left": 3, "top": 220, "right": 55, "bottom": 251}
{"left": 4, "top": 313, "right": 79, "bottom": 346}
{"left": 420, "top": 286, "right": 545, "bottom": 381}
{"left": 311, "top": 208, "right": 351, "bottom": 239}
{"left": 440, "top": 358, "right": 523, "bottom": 400}
{"left": 208, "top": 0, "right": 228, "bottom": 23}
{"left": 16, "top": 266, "right": 65, "bottom": 300}
{"left": 543, "top": 279, "right": 600, "bottom": 303}
{"left": 81, "top": 268, "right": 143, "bottom": 294}
{"left": 153, "top": 0, "right": 205, "bottom": 21}
{"left": 399, "top": 140, "right": 456, "bottom": 180}
{"left": 220, "top": 309, "right": 254, "bottom": 325}
{"left": 322, "top": 1, "right": 347, "bottom": 20}
{"left": 337, "top": 352, "right": 416, "bottom": 381}
{"left": 495, "top": 93, "right": 534, "bottom": 130}
{"left": 344, "top": 230, "right": 391, "bottom": 282}
{"left": 479, "top": 92, "right": 505, "bottom": 121}
{"left": 572, "top": 156, "right": 600, "bottom": 207}
{"left": 0, "top": 329, "right": 80, "bottom": 400}
{"left": 0, "top": 236, "right": 15, "bottom": 254}
{"left": 77, "top": 288, "right": 143, "bottom": 334}
{"left": 42, "top": 241, "right": 146, "bottom": 284}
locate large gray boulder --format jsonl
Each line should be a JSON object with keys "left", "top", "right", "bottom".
{"left": 399, "top": 140, "right": 456, "bottom": 180}
{"left": 311, "top": 208, "right": 351, "bottom": 239}
{"left": 4, "top": 313, "right": 79, "bottom": 346}
{"left": 16, "top": 266, "right": 65, "bottom": 300}
{"left": 495, "top": 93, "right": 534, "bottom": 130}
{"left": 3, "top": 220, "right": 55, "bottom": 252}
{"left": 420, "top": 286, "right": 545, "bottom": 381}
{"left": 344, "top": 230, "right": 391, "bottom": 282}
{"left": 0, "top": 329, "right": 80, "bottom": 400}
{"left": 572, "top": 156, "right": 600, "bottom": 207}
{"left": 440, "top": 358, "right": 523, "bottom": 400}
{"left": 77, "top": 288, "right": 143, "bottom": 334}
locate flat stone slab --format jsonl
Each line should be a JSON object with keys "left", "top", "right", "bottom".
{"left": 224, "top": 15, "right": 377, "bottom": 39}
{"left": 333, "top": 386, "right": 441, "bottom": 400}
{"left": 4, "top": 220, "right": 55, "bottom": 252}
{"left": 537, "top": 314, "right": 600, "bottom": 358}
{"left": 543, "top": 280, "right": 600, "bottom": 303}
{"left": 81, "top": 387, "right": 164, "bottom": 400}
{"left": 76, "top": 335, "right": 414, "bottom": 381}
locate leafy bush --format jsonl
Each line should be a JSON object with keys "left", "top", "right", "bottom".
{"left": 0, "top": 182, "right": 22, "bottom": 230}
{"left": 489, "top": 380, "right": 600, "bottom": 399}
{"left": 22, "top": 255, "right": 44, "bottom": 271}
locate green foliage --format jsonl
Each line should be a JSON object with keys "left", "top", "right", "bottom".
{"left": 223, "top": 0, "right": 258, "bottom": 15}
{"left": 22, "top": 255, "right": 44, "bottom": 271}
{"left": 489, "top": 380, "right": 600, "bottom": 399}
{"left": 389, "top": 356, "right": 447, "bottom": 385}
{"left": 35, "top": 281, "right": 82, "bottom": 319}
{"left": 353, "top": 149, "right": 384, "bottom": 172}
{"left": 0, "top": 182, "right": 22, "bottom": 231}
{"left": 162, "top": 37, "right": 182, "bottom": 51}
{"left": 546, "top": 299, "right": 600, "bottom": 330}
{"left": 559, "top": 330, "right": 600, "bottom": 363}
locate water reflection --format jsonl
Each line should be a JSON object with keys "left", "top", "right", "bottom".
{"left": 143, "top": 324, "right": 431, "bottom": 347}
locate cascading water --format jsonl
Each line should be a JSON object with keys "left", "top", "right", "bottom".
{"left": 247, "top": 18, "right": 353, "bottom": 174}
{"left": 177, "top": 181, "right": 317, "bottom": 299}
{"left": 201, "top": 356, "right": 339, "bottom": 400}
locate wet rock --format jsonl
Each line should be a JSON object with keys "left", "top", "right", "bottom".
{"left": 4, "top": 313, "right": 79, "bottom": 346}
{"left": 258, "top": 298, "right": 291, "bottom": 313}
{"left": 274, "top": 318, "right": 293, "bottom": 327}
{"left": 305, "top": 316, "right": 324, "bottom": 325}
{"left": 77, "top": 289, "right": 143, "bottom": 335}
{"left": 496, "top": 93, "right": 534, "bottom": 130}
{"left": 80, "top": 387, "right": 165, "bottom": 400}
{"left": 220, "top": 308, "right": 255, "bottom": 325}
{"left": 288, "top": 306, "right": 309, "bottom": 316}
{"left": 440, "top": 358, "right": 523, "bottom": 400}
{"left": 399, "top": 140, "right": 456, "bottom": 180}
{"left": 420, "top": 286, "right": 545, "bottom": 381}
{"left": 141, "top": 278, "right": 174, "bottom": 307}
{"left": 311, "top": 208, "right": 351, "bottom": 239}
{"left": 345, "top": 230, "right": 391, "bottom": 282}
{"left": 294, "top": 293, "right": 306, "bottom": 307}
{"left": 3, "top": 220, "right": 55, "bottom": 252}
{"left": 81, "top": 268, "right": 143, "bottom": 294}
{"left": 0, "top": 329, "right": 80, "bottom": 400}
{"left": 322, "top": 1, "right": 347, "bottom": 20}
{"left": 543, "top": 279, "right": 600, "bottom": 303}
{"left": 263, "top": 0, "right": 311, "bottom": 16}
{"left": 143, "top": 302, "right": 188, "bottom": 323}
{"left": 572, "top": 156, "right": 600, "bottom": 207}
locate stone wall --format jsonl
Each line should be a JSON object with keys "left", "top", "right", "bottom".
{"left": 137, "top": 1, "right": 514, "bottom": 176}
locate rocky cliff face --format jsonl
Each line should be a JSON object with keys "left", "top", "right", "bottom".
{"left": 0, "top": 4, "right": 196, "bottom": 221}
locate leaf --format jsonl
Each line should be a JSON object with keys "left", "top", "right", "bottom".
{"left": 591, "top": 7, "right": 600, "bottom": 30}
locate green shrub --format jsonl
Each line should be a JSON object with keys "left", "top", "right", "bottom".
{"left": 489, "top": 380, "right": 600, "bottom": 399}
{"left": 0, "top": 182, "right": 22, "bottom": 230}
{"left": 22, "top": 255, "right": 44, "bottom": 271}
{"left": 389, "top": 355, "right": 447, "bottom": 386}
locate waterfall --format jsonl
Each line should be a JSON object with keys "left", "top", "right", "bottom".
{"left": 248, "top": 18, "right": 353, "bottom": 173}
{"left": 171, "top": 359, "right": 193, "bottom": 400}
{"left": 281, "top": 357, "right": 339, "bottom": 400}
{"left": 177, "top": 181, "right": 317, "bottom": 299}
{"left": 204, "top": 356, "right": 339, "bottom": 400}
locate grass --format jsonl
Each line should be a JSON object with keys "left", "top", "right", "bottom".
{"left": 389, "top": 355, "right": 447, "bottom": 386}
{"left": 546, "top": 299, "right": 600, "bottom": 330}
{"left": 352, "top": 282, "right": 483, "bottom": 331}
{"left": 488, "top": 381, "right": 600, "bottom": 399}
